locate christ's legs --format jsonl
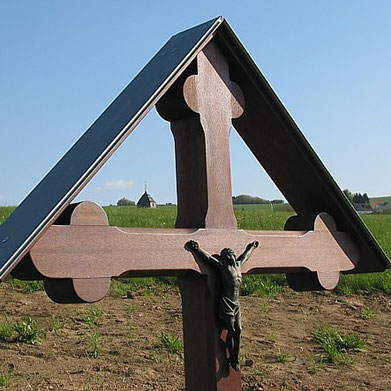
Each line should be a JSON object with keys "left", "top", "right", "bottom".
{"left": 233, "top": 312, "right": 242, "bottom": 370}
{"left": 226, "top": 319, "right": 236, "bottom": 368}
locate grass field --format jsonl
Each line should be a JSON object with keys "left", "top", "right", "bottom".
{"left": 233, "top": 203, "right": 293, "bottom": 212}
{"left": 370, "top": 196, "right": 391, "bottom": 203}
{"left": 1, "top": 205, "right": 390, "bottom": 296}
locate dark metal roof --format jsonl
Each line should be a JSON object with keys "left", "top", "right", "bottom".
{"left": 137, "top": 191, "right": 156, "bottom": 206}
{"left": 0, "top": 17, "right": 222, "bottom": 280}
{"left": 0, "top": 16, "right": 389, "bottom": 280}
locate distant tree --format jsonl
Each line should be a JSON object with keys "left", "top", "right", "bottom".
{"left": 232, "top": 195, "right": 285, "bottom": 205}
{"left": 343, "top": 189, "right": 353, "bottom": 202}
{"left": 351, "top": 192, "right": 371, "bottom": 209}
{"left": 232, "top": 194, "right": 269, "bottom": 204}
{"left": 270, "top": 199, "right": 284, "bottom": 204}
{"left": 353, "top": 193, "right": 363, "bottom": 204}
{"left": 362, "top": 193, "right": 370, "bottom": 205}
{"left": 117, "top": 197, "right": 135, "bottom": 206}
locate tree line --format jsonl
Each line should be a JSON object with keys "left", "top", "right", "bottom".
{"left": 117, "top": 197, "right": 135, "bottom": 206}
{"left": 232, "top": 195, "right": 284, "bottom": 205}
{"left": 343, "top": 190, "right": 370, "bottom": 205}
{"left": 116, "top": 195, "right": 285, "bottom": 206}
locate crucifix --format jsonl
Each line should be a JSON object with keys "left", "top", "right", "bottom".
{"left": 11, "top": 41, "right": 357, "bottom": 390}
{"left": 184, "top": 239, "right": 259, "bottom": 371}
{"left": 1, "top": 17, "right": 389, "bottom": 391}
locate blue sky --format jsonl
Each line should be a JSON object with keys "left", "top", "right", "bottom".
{"left": 0, "top": 1, "right": 390, "bottom": 206}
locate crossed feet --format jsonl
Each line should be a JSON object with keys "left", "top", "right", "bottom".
{"left": 229, "top": 358, "right": 240, "bottom": 372}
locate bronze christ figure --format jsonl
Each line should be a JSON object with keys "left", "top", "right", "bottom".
{"left": 185, "top": 240, "right": 259, "bottom": 370}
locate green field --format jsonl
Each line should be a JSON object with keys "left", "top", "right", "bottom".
{"left": 233, "top": 203, "right": 294, "bottom": 213}
{"left": 1, "top": 205, "right": 390, "bottom": 295}
{"left": 0, "top": 207, "right": 14, "bottom": 225}
{"left": 370, "top": 196, "right": 391, "bottom": 203}
{"left": 104, "top": 205, "right": 296, "bottom": 230}
{"left": 233, "top": 203, "right": 273, "bottom": 211}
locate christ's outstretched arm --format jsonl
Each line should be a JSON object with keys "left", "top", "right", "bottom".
{"left": 185, "top": 240, "right": 223, "bottom": 270}
{"left": 237, "top": 241, "right": 259, "bottom": 265}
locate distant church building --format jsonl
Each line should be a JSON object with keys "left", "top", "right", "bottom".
{"left": 137, "top": 185, "right": 157, "bottom": 208}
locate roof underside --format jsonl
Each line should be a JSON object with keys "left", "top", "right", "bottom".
{"left": 0, "top": 17, "right": 389, "bottom": 280}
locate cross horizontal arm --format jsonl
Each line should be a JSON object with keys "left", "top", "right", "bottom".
{"left": 29, "top": 222, "right": 358, "bottom": 280}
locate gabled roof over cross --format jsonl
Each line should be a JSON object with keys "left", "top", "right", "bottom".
{"left": 0, "top": 16, "right": 389, "bottom": 282}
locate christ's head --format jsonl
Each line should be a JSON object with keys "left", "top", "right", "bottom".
{"left": 220, "top": 248, "right": 236, "bottom": 266}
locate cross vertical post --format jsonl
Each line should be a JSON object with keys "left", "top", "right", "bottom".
{"left": 157, "top": 41, "right": 244, "bottom": 229}
{"left": 157, "top": 40, "right": 245, "bottom": 390}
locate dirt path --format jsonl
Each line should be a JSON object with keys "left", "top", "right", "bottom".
{"left": 0, "top": 284, "right": 390, "bottom": 390}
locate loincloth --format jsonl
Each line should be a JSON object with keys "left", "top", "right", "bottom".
{"left": 218, "top": 296, "right": 240, "bottom": 323}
